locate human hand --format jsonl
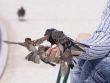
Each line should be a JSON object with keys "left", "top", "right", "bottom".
{"left": 46, "top": 45, "right": 61, "bottom": 62}
{"left": 46, "top": 45, "right": 82, "bottom": 63}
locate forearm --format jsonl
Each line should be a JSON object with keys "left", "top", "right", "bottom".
{"left": 75, "top": 43, "right": 110, "bottom": 60}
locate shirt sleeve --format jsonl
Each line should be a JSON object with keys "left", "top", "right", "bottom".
{"left": 76, "top": 41, "right": 110, "bottom": 60}
{"left": 93, "top": 0, "right": 110, "bottom": 33}
{"left": 75, "top": 0, "right": 110, "bottom": 60}
{"left": 75, "top": 29, "right": 110, "bottom": 60}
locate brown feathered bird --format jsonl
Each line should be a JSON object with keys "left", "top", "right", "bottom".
{"left": 3, "top": 38, "right": 56, "bottom": 66}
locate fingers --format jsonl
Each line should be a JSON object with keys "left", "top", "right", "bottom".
{"left": 46, "top": 45, "right": 60, "bottom": 62}
{"left": 46, "top": 47, "right": 57, "bottom": 60}
{"left": 50, "top": 49, "right": 57, "bottom": 58}
{"left": 46, "top": 48, "right": 52, "bottom": 57}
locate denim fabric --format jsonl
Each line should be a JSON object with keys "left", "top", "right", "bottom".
{"left": 70, "top": 65, "right": 81, "bottom": 83}
{"left": 70, "top": 57, "right": 110, "bottom": 83}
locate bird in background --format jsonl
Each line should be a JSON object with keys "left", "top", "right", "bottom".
{"left": 17, "top": 6, "right": 26, "bottom": 21}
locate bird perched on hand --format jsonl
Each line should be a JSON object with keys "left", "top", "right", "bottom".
{"left": 33, "top": 28, "right": 90, "bottom": 63}
{"left": 43, "top": 28, "right": 90, "bottom": 74}
{"left": 44, "top": 28, "right": 89, "bottom": 52}
{"left": 31, "top": 28, "right": 90, "bottom": 75}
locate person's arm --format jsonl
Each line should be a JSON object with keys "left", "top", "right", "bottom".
{"left": 70, "top": 31, "right": 110, "bottom": 60}
{"left": 75, "top": 42, "right": 110, "bottom": 60}
{"left": 74, "top": 0, "right": 110, "bottom": 60}
{"left": 46, "top": 0, "right": 110, "bottom": 60}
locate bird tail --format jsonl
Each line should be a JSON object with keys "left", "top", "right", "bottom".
{"left": 3, "top": 40, "right": 20, "bottom": 44}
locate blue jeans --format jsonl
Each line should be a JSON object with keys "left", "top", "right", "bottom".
{"left": 70, "top": 57, "right": 110, "bottom": 83}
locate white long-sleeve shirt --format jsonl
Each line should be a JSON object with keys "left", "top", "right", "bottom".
{"left": 76, "top": 0, "right": 110, "bottom": 60}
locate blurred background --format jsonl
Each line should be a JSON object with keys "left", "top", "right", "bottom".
{"left": 0, "top": 0, "right": 105, "bottom": 83}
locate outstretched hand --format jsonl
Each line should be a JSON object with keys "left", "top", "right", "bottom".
{"left": 46, "top": 45, "right": 61, "bottom": 62}
{"left": 46, "top": 45, "right": 81, "bottom": 62}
